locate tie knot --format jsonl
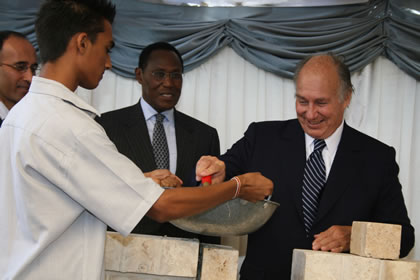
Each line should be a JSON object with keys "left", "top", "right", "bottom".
{"left": 313, "top": 139, "right": 326, "bottom": 151}
{"left": 155, "top": 113, "right": 165, "bottom": 123}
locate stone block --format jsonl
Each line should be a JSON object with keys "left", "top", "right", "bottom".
{"left": 291, "top": 249, "right": 383, "bottom": 280}
{"left": 291, "top": 249, "right": 420, "bottom": 280}
{"left": 350, "top": 221, "right": 401, "bottom": 260}
{"left": 380, "top": 259, "right": 420, "bottom": 280}
{"left": 342, "top": 254, "right": 382, "bottom": 280}
{"left": 105, "top": 270, "right": 194, "bottom": 279}
{"left": 105, "top": 232, "right": 199, "bottom": 278}
{"left": 199, "top": 244, "right": 238, "bottom": 280}
{"left": 291, "top": 249, "right": 343, "bottom": 280}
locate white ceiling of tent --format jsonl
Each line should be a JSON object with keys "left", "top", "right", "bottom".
{"left": 140, "top": 0, "right": 369, "bottom": 7}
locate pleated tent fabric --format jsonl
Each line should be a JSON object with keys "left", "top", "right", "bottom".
{"left": 0, "top": 0, "right": 419, "bottom": 81}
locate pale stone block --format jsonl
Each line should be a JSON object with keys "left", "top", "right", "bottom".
{"left": 380, "top": 259, "right": 420, "bottom": 280}
{"left": 200, "top": 244, "right": 239, "bottom": 280}
{"left": 291, "top": 249, "right": 382, "bottom": 280}
{"left": 105, "top": 270, "right": 195, "bottom": 279}
{"left": 291, "top": 249, "right": 420, "bottom": 280}
{"left": 350, "top": 221, "right": 401, "bottom": 260}
{"left": 342, "top": 254, "right": 382, "bottom": 280}
{"left": 291, "top": 249, "right": 344, "bottom": 280}
{"left": 105, "top": 232, "right": 199, "bottom": 278}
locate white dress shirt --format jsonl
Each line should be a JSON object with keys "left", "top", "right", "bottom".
{"left": 140, "top": 98, "right": 177, "bottom": 174}
{"left": 0, "top": 77, "right": 164, "bottom": 280}
{"left": 0, "top": 101, "right": 8, "bottom": 121}
{"left": 304, "top": 121, "right": 344, "bottom": 178}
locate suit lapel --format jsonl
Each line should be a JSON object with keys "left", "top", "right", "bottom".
{"left": 316, "top": 123, "right": 361, "bottom": 223}
{"left": 174, "top": 110, "right": 194, "bottom": 178}
{"left": 123, "top": 102, "right": 156, "bottom": 172}
{"left": 282, "top": 121, "right": 307, "bottom": 222}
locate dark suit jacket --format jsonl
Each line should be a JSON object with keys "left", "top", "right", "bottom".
{"left": 220, "top": 119, "right": 415, "bottom": 280}
{"left": 96, "top": 102, "right": 220, "bottom": 243}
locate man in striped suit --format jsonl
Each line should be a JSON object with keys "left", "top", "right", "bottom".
{"left": 196, "top": 53, "right": 414, "bottom": 279}
{"left": 97, "top": 42, "right": 221, "bottom": 244}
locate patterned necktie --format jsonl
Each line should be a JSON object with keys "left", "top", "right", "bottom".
{"left": 152, "top": 113, "right": 169, "bottom": 169}
{"left": 302, "top": 139, "right": 326, "bottom": 234}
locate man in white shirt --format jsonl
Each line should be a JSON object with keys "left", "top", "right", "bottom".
{"left": 0, "top": 0, "right": 273, "bottom": 279}
{"left": 0, "top": 30, "right": 37, "bottom": 126}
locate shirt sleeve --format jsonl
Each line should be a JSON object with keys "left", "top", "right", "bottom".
{"left": 59, "top": 125, "right": 164, "bottom": 236}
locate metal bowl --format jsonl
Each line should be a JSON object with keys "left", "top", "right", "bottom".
{"left": 170, "top": 199, "right": 279, "bottom": 236}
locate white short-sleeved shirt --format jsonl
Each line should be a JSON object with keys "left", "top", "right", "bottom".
{"left": 0, "top": 77, "right": 164, "bottom": 279}
{"left": 0, "top": 101, "right": 8, "bottom": 121}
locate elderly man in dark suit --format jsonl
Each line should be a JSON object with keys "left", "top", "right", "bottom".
{"left": 196, "top": 53, "right": 415, "bottom": 279}
{"left": 97, "top": 42, "right": 220, "bottom": 243}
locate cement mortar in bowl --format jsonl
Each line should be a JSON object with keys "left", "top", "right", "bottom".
{"left": 170, "top": 198, "right": 279, "bottom": 236}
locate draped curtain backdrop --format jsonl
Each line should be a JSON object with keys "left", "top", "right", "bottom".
{"left": 1, "top": 0, "right": 419, "bottom": 259}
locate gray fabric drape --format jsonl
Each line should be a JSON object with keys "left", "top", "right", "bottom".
{"left": 0, "top": 0, "right": 419, "bottom": 80}
{"left": 385, "top": 0, "right": 420, "bottom": 80}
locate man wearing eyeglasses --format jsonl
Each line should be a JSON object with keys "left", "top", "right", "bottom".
{"left": 0, "top": 31, "right": 37, "bottom": 127}
{"left": 97, "top": 42, "right": 221, "bottom": 244}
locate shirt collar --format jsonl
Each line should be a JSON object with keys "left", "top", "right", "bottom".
{"left": 140, "top": 98, "right": 174, "bottom": 123}
{"left": 0, "top": 101, "right": 8, "bottom": 120}
{"left": 29, "top": 76, "right": 100, "bottom": 118}
{"left": 305, "top": 120, "right": 344, "bottom": 157}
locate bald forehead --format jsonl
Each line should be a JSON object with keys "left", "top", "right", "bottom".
{"left": 298, "top": 55, "right": 340, "bottom": 84}
{"left": 2, "top": 35, "right": 28, "bottom": 49}
{"left": 300, "top": 55, "right": 338, "bottom": 75}
{"left": 0, "top": 36, "right": 36, "bottom": 60}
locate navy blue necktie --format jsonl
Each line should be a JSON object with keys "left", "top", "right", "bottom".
{"left": 0, "top": 118, "right": 3, "bottom": 127}
{"left": 302, "top": 139, "right": 326, "bottom": 234}
{"left": 152, "top": 113, "right": 169, "bottom": 169}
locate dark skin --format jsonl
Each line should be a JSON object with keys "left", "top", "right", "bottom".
{"left": 135, "top": 49, "right": 182, "bottom": 113}
{"left": 144, "top": 169, "right": 182, "bottom": 188}
{"left": 134, "top": 49, "right": 184, "bottom": 187}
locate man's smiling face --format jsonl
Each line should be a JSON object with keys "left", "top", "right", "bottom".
{"left": 136, "top": 49, "right": 182, "bottom": 113}
{"left": 295, "top": 55, "right": 351, "bottom": 139}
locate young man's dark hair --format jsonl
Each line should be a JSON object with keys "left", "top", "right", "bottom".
{"left": 0, "top": 1, "right": 272, "bottom": 278}
{"left": 0, "top": 31, "right": 27, "bottom": 50}
{"left": 138, "top": 41, "right": 184, "bottom": 72}
{"left": 35, "top": 0, "right": 116, "bottom": 63}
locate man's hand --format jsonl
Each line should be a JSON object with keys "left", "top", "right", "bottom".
{"left": 312, "top": 225, "right": 352, "bottom": 253}
{"left": 195, "top": 155, "right": 226, "bottom": 184}
{"left": 236, "top": 172, "right": 273, "bottom": 202}
{"left": 144, "top": 169, "right": 183, "bottom": 188}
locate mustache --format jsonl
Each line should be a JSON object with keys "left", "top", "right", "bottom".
{"left": 16, "top": 80, "right": 31, "bottom": 89}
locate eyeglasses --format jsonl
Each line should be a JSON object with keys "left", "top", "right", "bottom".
{"left": 0, "top": 62, "right": 39, "bottom": 75}
{"left": 151, "top": 71, "right": 183, "bottom": 82}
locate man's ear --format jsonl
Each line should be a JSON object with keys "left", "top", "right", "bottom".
{"left": 76, "top": 33, "right": 90, "bottom": 54}
{"left": 344, "top": 89, "right": 352, "bottom": 108}
{"left": 135, "top": 67, "right": 144, "bottom": 84}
